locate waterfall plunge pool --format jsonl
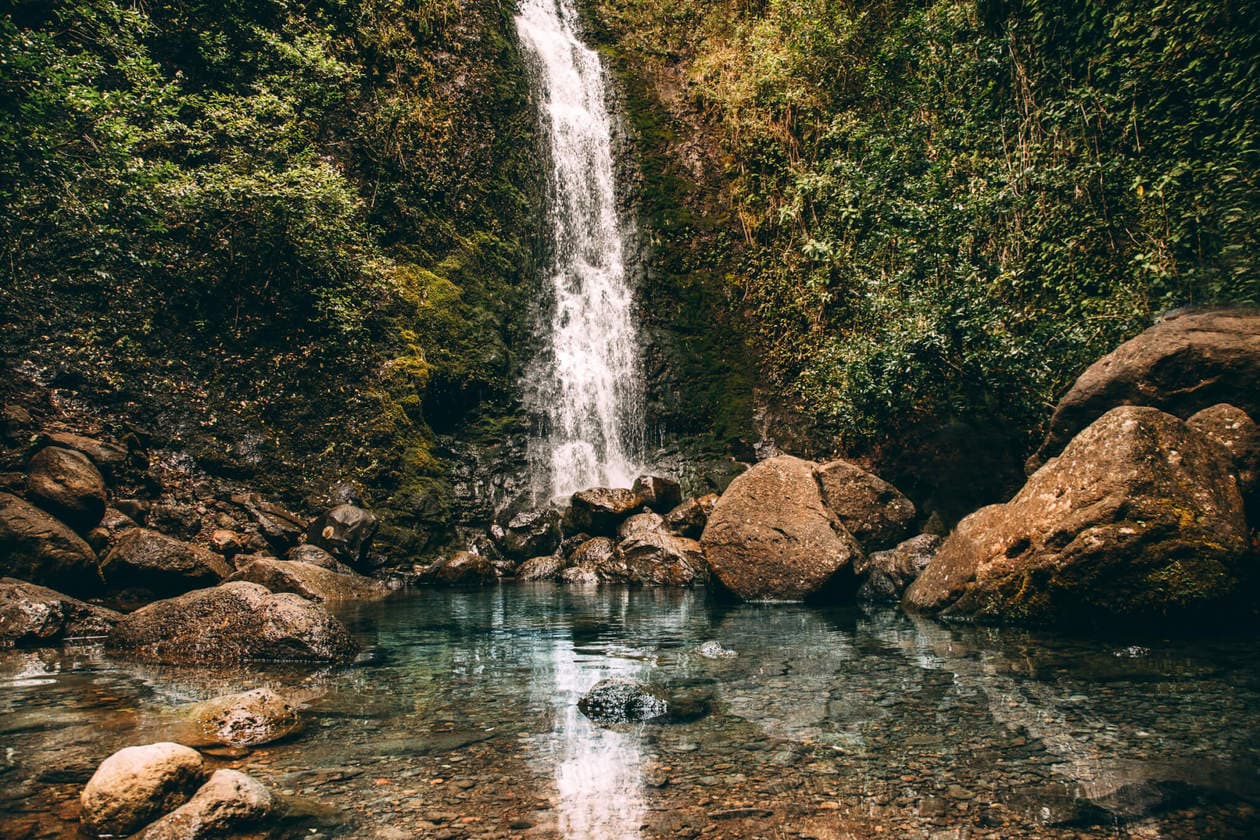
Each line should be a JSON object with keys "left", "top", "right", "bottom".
{"left": 3, "top": 584, "right": 1259, "bottom": 838}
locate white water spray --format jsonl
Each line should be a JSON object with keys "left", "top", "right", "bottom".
{"left": 515, "top": 0, "right": 644, "bottom": 500}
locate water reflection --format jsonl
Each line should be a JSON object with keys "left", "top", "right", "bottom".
{"left": 1, "top": 585, "right": 1258, "bottom": 838}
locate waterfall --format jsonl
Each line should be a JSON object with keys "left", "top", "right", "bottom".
{"left": 515, "top": 0, "right": 644, "bottom": 501}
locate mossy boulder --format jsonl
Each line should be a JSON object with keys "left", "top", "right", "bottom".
{"left": 906, "top": 406, "right": 1250, "bottom": 625}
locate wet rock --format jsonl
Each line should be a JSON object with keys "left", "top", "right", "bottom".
{"left": 618, "top": 511, "right": 665, "bottom": 540}
{"left": 565, "top": 537, "right": 627, "bottom": 581}
{"left": 0, "top": 492, "right": 100, "bottom": 596}
{"left": 305, "top": 504, "right": 379, "bottom": 567}
{"left": 856, "top": 534, "right": 942, "bottom": 603}
{"left": 145, "top": 503, "right": 204, "bottom": 542}
{"left": 0, "top": 577, "right": 120, "bottom": 646}
{"left": 496, "top": 508, "right": 562, "bottom": 561}
{"left": 287, "top": 543, "right": 352, "bottom": 574}
{"left": 107, "top": 581, "right": 360, "bottom": 664}
{"left": 86, "top": 507, "right": 137, "bottom": 554}
{"left": 516, "top": 555, "right": 566, "bottom": 581}
{"left": 569, "top": 487, "right": 643, "bottom": 536}
{"left": 906, "top": 406, "right": 1250, "bottom": 624}
{"left": 138, "top": 769, "right": 275, "bottom": 840}
{"left": 695, "top": 640, "right": 737, "bottom": 659}
{"left": 1188, "top": 404, "right": 1259, "bottom": 503}
{"left": 619, "top": 532, "right": 707, "bottom": 587}
{"left": 208, "top": 528, "right": 244, "bottom": 558}
{"left": 183, "top": 688, "right": 301, "bottom": 748}
{"left": 80, "top": 742, "right": 206, "bottom": 836}
{"left": 100, "top": 528, "right": 232, "bottom": 597}
{"left": 632, "top": 475, "right": 683, "bottom": 513}
{"left": 433, "top": 551, "right": 496, "bottom": 586}
{"left": 662, "top": 494, "right": 718, "bottom": 539}
{"left": 815, "top": 459, "right": 917, "bottom": 552}
{"left": 26, "top": 446, "right": 106, "bottom": 531}
{"left": 559, "top": 531, "right": 592, "bottom": 558}
{"left": 578, "top": 678, "right": 668, "bottom": 724}
{"left": 229, "top": 556, "right": 389, "bottom": 602}
{"left": 559, "top": 564, "right": 601, "bottom": 584}
{"left": 1032, "top": 309, "right": 1260, "bottom": 468}
{"left": 42, "top": 432, "right": 128, "bottom": 478}
{"left": 232, "top": 493, "right": 307, "bottom": 551}
{"left": 701, "top": 455, "right": 863, "bottom": 601}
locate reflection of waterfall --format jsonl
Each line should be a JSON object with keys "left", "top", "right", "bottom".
{"left": 515, "top": 0, "right": 644, "bottom": 500}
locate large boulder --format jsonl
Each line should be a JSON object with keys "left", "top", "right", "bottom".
{"left": 700, "top": 455, "right": 863, "bottom": 601}
{"left": 855, "top": 534, "right": 942, "bottom": 603}
{"left": 138, "top": 769, "right": 275, "bottom": 840}
{"left": 0, "top": 491, "right": 101, "bottom": 595}
{"left": 569, "top": 488, "right": 643, "bottom": 536}
{"left": 906, "top": 406, "right": 1250, "bottom": 624}
{"left": 26, "top": 446, "right": 106, "bottom": 531}
{"left": 229, "top": 556, "right": 389, "bottom": 602}
{"left": 107, "top": 581, "right": 360, "bottom": 664}
{"left": 86, "top": 507, "right": 138, "bottom": 555}
{"left": 619, "top": 533, "right": 707, "bottom": 587}
{"left": 1188, "top": 404, "right": 1259, "bottom": 505}
{"left": 80, "top": 742, "right": 206, "bottom": 836}
{"left": 182, "top": 688, "right": 301, "bottom": 748}
{"left": 516, "top": 554, "right": 567, "bottom": 581}
{"left": 100, "top": 529, "right": 232, "bottom": 598}
{"left": 618, "top": 511, "right": 665, "bottom": 540}
{"left": 305, "top": 504, "right": 379, "bottom": 566}
{"left": 1032, "top": 309, "right": 1260, "bottom": 468}
{"left": 632, "top": 475, "right": 683, "bottom": 513}
{"left": 0, "top": 578, "right": 120, "bottom": 646}
{"left": 565, "top": 537, "right": 627, "bottom": 581}
{"left": 433, "top": 551, "right": 497, "bottom": 586}
{"left": 815, "top": 460, "right": 917, "bottom": 552}
{"left": 42, "top": 432, "right": 128, "bottom": 478}
{"left": 495, "top": 508, "right": 562, "bottom": 561}
{"left": 662, "top": 494, "right": 719, "bottom": 539}
{"left": 232, "top": 493, "right": 306, "bottom": 551}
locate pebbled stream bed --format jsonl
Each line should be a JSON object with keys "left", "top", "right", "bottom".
{"left": 2, "top": 584, "right": 1259, "bottom": 839}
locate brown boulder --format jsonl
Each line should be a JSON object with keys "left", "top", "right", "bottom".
{"left": 43, "top": 432, "right": 128, "bottom": 477}
{"left": 86, "top": 507, "right": 138, "bottom": 554}
{"left": 26, "top": 445, "right": 106, "bottom": 531}
{"left": 816, "top": 459, "right": 917, "bottom": 551}
{"left": 632, "top": 475, "right": 683, "bottom": 513}
{"left": 495, "top": 508, "right": 562, "bottom": 561}
{"left": 701, "top": 455, "right": 863, "bottom": 601}
{"left": 906, "top": 406, "right": 1250, "bottom": 624}
{"left": 0, "top": 492, "right": 100, "bottom": 596}
{"left": 662, "top": 494, "right": 719, "bottom": 539}
{"left": 181, "top": 688, "right": 301, "bottom": 748}
{"left": 80, "top": 742, "right": 206, "bottom": 836}
{"left": 1033, "top": 309, "right": 1260, "bottom": 468}
{"left": 138, "top": 769, "right": 275, "bottom": 840}
{"left": 305, "top": 503, "right": 378, "bottom": 566}
{"left": 1187, "top": 404, "right": 1259, "bottom": 506}
{"left": 107, "top": 581, "right": 360, "bottom": 664}
{"left": 100, "top": 528, "right": 232, "bottom": 597}
{"left": 619, "top": 533, "right": 707, "bottom": 587}
{"left": 855, "top": 534, "right": 942, "bottom": 603}
{"left": 618, "top": 511, "right": 665, "bottom": 540}
{"left": 0, "top": 578, "right": 120, "bottom": 646}
{"left": 516, "top": 555, "right": 567, "bottom": 581}
{"left": 433, "top": 551, "right": 496, "bottom": 586}
{"left": 569, "top": 487, "right": 643, "bottom": 536}
{"left": 568, "top": 537, "right": 626, "bottom": 580}
{"left": 229, "top": 556, "right": 389, "bottom": 602}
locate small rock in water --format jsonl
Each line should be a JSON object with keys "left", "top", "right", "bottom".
{"left": 577, "top": 678, "right": 668, "bottom": 725}
{"left": 695, "top": 641, "right": 737, "bottom": 659}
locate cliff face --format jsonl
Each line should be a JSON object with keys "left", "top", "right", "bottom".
{"left": 1, "top": 0, "right": 545, "bottom": 553}
{"left": 586, "top": 0, "right": 1260, "bottom": 520}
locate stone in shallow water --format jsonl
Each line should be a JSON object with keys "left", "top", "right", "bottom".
{"left": 80, "top": 742, "right": 206, "bottom": 836}
{"left": 183, "top": 688, "right": 302, "bottom": 748}
{"left": 695, "top": 641, "right": 737, "bottom": 659}
{"left": 138, "top": 768, "right": 275, "bottom": 839}
{"left": 577, "top": 678, "right": 668, "bottom": 724}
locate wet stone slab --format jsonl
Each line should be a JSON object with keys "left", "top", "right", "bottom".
{"left": 1, "top": 584, "right": 1258, "bottom": 838}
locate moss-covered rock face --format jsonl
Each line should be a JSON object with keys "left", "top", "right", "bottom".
{"left": 905, "top": 406, "right": 1251, "bottom": 626}
{"left": 0, "top": 0, "right": 544, "bottom": 554}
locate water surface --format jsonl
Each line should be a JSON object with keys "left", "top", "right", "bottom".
{"left": 3, "top": 585, "right": 1259, "bottom": 838}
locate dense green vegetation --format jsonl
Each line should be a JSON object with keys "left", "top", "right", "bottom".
{"left": 593, "top": 0, "right": 1260, "bottom": 466}
{"left": 1, "top": 0, "right": 541, "bottom": 549}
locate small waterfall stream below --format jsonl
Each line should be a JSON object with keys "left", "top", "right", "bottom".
{"left": 515, "top": 0, "right": 644, "bottom": 501}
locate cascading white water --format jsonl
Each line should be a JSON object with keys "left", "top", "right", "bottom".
{"left": 515, "top": 0, "right": 644, "bottom": 501}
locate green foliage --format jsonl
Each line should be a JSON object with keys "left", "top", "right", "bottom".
{"left": 595, "top": 0, "right": 1260, "bottom": 452}
{"left": 0, "top": 0, "right": 538, "bottom": 542}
